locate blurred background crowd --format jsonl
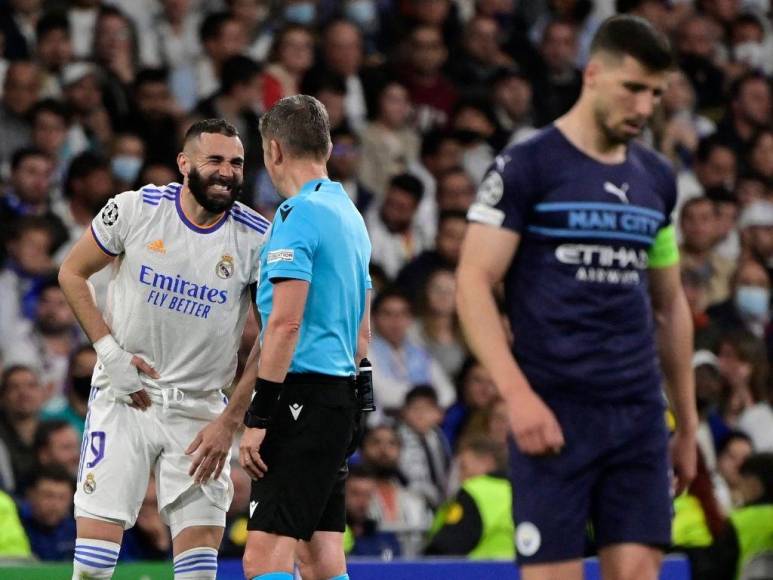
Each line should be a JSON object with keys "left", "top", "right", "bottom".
{"left": 0, "top": 0, "right": 772, "bottom": 574}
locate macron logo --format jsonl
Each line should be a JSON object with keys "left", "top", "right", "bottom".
{"left": 604, "top": 181, "right": 630, "bottom": 204}
{"left": 289, "top": 403, "right": 303, "bottom": 421}
{"left": 250, "top": 500, "right": 259, "bottom": 517}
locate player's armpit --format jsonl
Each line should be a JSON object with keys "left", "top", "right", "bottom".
{"left": 60, "top": 227, "right": 117, "bottom": 279}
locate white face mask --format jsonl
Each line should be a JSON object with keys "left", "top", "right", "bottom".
{"left": 733, "top": 42, "right": 766, "bottom": 70}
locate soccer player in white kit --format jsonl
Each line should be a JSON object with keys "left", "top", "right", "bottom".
{"left": 58, "top": 120, "right": 270, "bottom": 579}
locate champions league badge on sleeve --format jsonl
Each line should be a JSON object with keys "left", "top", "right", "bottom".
{"left": 216, "top": 255, "right": 234, "bottom": 279}
{"left": 102, "top": 201, "right": 119, "bottom": 226}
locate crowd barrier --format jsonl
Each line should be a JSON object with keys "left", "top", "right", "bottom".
{"left": 0, "top": 555, "right": 690, "bottom": 579}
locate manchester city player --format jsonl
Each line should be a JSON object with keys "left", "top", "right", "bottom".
{"left": 58, "top": 119, "right": 270, "bottom": 580}
{"left": 457, "top": 16, "right": 697, "bottom": 580}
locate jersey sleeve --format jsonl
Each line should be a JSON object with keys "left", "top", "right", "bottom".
{"left": 90, "top": 191, "right": 138, "bottom": 256}
{"left": 264, "top": 203, "right": 319, "bottom": 283}
{"left": 466, "top": 147, "right": 538, "bottom": 233}
{"left": 648, "top": 155, "right": 680, "bottom": 268}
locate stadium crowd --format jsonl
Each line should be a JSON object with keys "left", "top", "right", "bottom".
{"left": 0, "top": 0, "right": 772, "bottom": 576}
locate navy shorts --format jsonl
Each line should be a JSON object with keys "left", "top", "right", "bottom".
{"left": 509, "top": 396, "right": 672, "bottom": 565}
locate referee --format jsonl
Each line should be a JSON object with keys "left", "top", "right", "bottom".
{"left": 239, "top": 95, "right": 372, "bottom": 580}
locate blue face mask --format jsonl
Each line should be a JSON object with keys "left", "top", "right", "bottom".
{"left": 284, "top": 2, "right": 316, "bottom": 25}
{"left": 345, "top": 0, "right": 377, "bottom": 28}
{"left": 735, "top": 286, "right": 770, "bottom": 320}
{"left": 111, "top": 155, "right": 143, "bottom": 184}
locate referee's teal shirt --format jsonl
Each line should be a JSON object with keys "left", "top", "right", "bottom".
{"left": 257, "top": 178, "right": 372, "bottom": 376}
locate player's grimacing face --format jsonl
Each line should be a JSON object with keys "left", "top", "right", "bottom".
{"left": 590, "top": 54, "right": 668, "bottom": 145}
{"left": 184, "top": 133, "right": 244, "bottom": 213}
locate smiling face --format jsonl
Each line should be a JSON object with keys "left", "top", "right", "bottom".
{"left": 178, "top": 132, "right": 245, "bottom": 214}
{"left": 585, "top": 54, "right": 669, "bottom": 146}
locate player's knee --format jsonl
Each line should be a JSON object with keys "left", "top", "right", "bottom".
{"left": 72, "top": 539, "right": 120, "bottom": 579}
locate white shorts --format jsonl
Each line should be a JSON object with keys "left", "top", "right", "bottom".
{"left": 74, "top": 387, "right": 233, "bottom": 535}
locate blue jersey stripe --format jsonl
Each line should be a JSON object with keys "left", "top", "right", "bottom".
{"left": 527, "top": 225, "right": 654, "bottom": 244}
{"left": 232, "top": 207, "right": 271, "bottom": 228}
{"left": 141, "top": 198, "right": 160, "bottom": 206}
{"left": 534, "top": 202, "right": 664, "bottom": 220}
{"left": 74, "top": 556, "right": 115, "bottom": 569}
{"left": 174, "top": 553, "right": 217, "bottom": 566}
{"left": 75, "top": 549, "right": 118, "bottom": 562}
{"left": 231, "top": 214, "right": 268, "bottom": 233}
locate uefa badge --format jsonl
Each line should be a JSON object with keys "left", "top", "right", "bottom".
{"left": 101, "top": 200, "right": 119, "bottom": 226}
{"left": 216, "top": 255, "right": 234, "bottom": 279}
{"left": 83, "top": 473, "right": 97, "bottom": 494}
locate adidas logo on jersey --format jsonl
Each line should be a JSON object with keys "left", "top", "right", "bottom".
{"left": 147, "top": 239, "right": 166, "bottom": 254}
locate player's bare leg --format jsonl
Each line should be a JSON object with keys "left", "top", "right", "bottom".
{"left": 171, "top": 525, "right": 224, "bottom": 579}
{"left": 295, "top": 531, "right": 347, "bottom": 580}
{"left": 520, "top": 560, "right": 584, "bottom": 580}
{"left": 599, "top": 543, "right": 661, "bottom": 580}
{"left": 242, "top": 530, "right": 297, "bottom": 578}
{"left": 73, "top": 517, "right": 123, "bottom": 579}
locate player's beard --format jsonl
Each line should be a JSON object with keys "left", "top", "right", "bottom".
{"left": 593, "top": 102, "right": 644, "bottom": 147}
{"left": 188, "top": 167, "right": 242, "bottom": 214}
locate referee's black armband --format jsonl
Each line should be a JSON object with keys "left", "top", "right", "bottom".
{"left": 244, "top": 378, "right": 283, "bottom": 429}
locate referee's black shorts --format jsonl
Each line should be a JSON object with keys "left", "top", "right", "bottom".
{"left": 247, "top": 372, "right": 358, "bottom": 541}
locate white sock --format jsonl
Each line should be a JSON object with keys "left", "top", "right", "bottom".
{"left": 72, "top": 538, "right": 120, "bottom": 579}
{"left": 173, "top": 547, "right": 218, "bottom": 579}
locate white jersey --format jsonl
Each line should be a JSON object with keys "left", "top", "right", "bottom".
{"left": 90, "top": 182, "right": 269, "bottom": 394}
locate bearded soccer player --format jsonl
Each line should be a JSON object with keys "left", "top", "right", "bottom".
{"left": 59, "top": 119, "right": 270, "bottom": 580}
{"left": 457, "top": 16, "right": 697, "bottom": 580}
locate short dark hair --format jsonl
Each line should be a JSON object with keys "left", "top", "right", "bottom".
{"left": 34, "top": 420, "right": 73, "bottom": 454}
{"left": 679, "top": 196, "right": 714, "bottom": 222}
{"left": 421, "top": 129, "right": 459, "bottom": 160}
{"left": 372, "top": 286, "right": 412, "bottom": 315}
{"left": 740, "top": 452, "right": 773, "bottom": 501}
{"left": 696, "top": 136, "right": 734, "bottom": 164}
{"left": 36, "top": 11, "right": 69, "bottom": 39}
{"left": 729, "top": 72, "right": 769, "bottom": 102}
{"left": 0, "top": 365, "right": 37, "bottom": 397}
{"left": 259, "top": 95, "right": 331, "bottom": 159}
{"left": 220, "top": 55, "right": 262, "bottom": 94}
{"left": 134, "top": 67, "right": 169, "bottom": 91}
{"left": 388, "top": 173, "right": 424, "bottom": 204}
{"left": 65, "top": 152, "right": 111, "bottom": 198}
{"left": 11, "top": 147, "right": 49, "bottom": 172}
{"left": 405, "top": 385, "right": 439, "bottom": 406}
{"left": 31, "top": 98, "right": 70, "bottom": 124}
{"left": 183, "top": 118, "right": 240, "bottom": 147}
{"left": 200, "top": 11, "right": 234, "bottom": 43}
{"left": 27, "top": 464, "right": 74, "bottom": 491}
{"left": 718, "top": 430, "right": 753, "bottom": 456}
{"left": 589, "top": 15, "right": 674, "bottom": 71}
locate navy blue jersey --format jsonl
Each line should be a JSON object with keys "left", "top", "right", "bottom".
{"left": 467, "top": 126, "right": 678, "bottom": 403}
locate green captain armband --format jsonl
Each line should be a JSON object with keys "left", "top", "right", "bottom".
{"left": 648, "top": 225, "right": 679, "bottom": 268}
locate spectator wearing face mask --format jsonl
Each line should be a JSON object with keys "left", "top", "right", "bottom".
{"left": 41, "top": 345, "right": 95, "bottom": 438}
{"left": 109, "top": 132, "right": 145, "bottom": 193}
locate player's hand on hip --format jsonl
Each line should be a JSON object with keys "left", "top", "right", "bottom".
{"left": 186, "top": 417, "right": 235, "bottom": 485}
{"left": 670, "top": 428, "right": 697, "bottom": 495}
{"left": 239, "top": 427, "right": 268, "bottom": 480}
{"left": 94, "top": 335, "right": 159, "bottom": 409}
{"left": 508, "top": 389, "right": 565, "bottom": 456}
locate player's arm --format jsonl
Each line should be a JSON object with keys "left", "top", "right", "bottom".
{"left": 456, "top": 224, "right": 564, "bottom": 455}
{"left": 59, "top": 228, "right": 157, "bottom": 408}
{"left": 58, "top": 228, "right": 115, "bottom": 343}
{"left": 189, "top": 294, "right": 263, "bottom": 484}
{"left": 649, "top": 260, "right": 698, "bottom": 493}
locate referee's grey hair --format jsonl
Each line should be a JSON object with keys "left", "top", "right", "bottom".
{"left": 259, "top": 95, "right": 332, "bottom": 160}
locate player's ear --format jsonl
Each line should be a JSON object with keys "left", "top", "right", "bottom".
{"left": 177, "top": 152, "right": 189, "bottom": 178}
{"left": 584, "top": 59, "right": 601, "bottom": 89}
{"left": 270, "top": 139, "right": 282, "bottom": 165}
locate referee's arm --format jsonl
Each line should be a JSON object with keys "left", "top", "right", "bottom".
{"left": 257, "top": 279, "right": 309, "bottom": 381}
